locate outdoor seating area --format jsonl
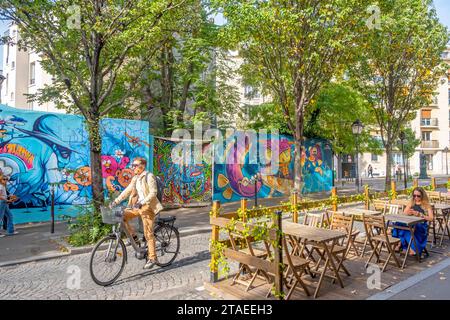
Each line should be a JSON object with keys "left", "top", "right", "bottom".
{"left": 205, "top": 181, "right": 450, "bottom": 300}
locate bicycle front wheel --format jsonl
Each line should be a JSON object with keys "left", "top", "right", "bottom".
{"left": 89, "top": 235, "right": 127, "bottom": 286}
{"left": 154, "top": 224, "right": 180, "bottom": 267}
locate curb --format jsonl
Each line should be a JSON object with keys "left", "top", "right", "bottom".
{"left": 0, "top": 226, "right": 212, "bottom": 267}
{"left": 366, "top": 257, "right": 450, "bottom": 300}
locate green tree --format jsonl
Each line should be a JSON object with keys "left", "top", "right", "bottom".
{"left": 213, "top": 0, "right": 366, "bottom": 191}
{"left": 0, "top": 0, "right": 184, "bottom": 209}
{"left": 304, "top": 83, "right": 381, "bottom": 155}
{"left": 349, "top": 0, "right": 449, "bottom": 190}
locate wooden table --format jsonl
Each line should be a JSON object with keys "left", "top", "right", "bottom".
{"left": 283, "top": 222, "right": 347, "bottom": 298}
{"left": 344, "top": 208, "right": 382, "bottom": 219}
{"left": 384, "top": 214, "right": 426, "bottom": 269}
{"left": 431, "top": 203, "right": 450, "bottom": 246}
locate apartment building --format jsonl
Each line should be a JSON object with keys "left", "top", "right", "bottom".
{"left": 0, "top": 23, "right": 60, "bottom": 113}
{"left": 359, "top": 46, "right": 450, "bottom": 178}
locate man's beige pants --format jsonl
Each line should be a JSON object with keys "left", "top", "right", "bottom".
{"left": 123, "top": 204, "right": 157, "bottom": 260}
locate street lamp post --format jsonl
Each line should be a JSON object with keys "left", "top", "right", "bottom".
{"left": 399, "top": 131, "right": 408, "bottom": 190}
{"left": 444, "top": 147, "right": 449, "bottom": 176}
{"left": 352, "top": 119, "right": 364, "bottom": 193}
{"left": 0, "top": 75, "right": 5, "bottom": 104}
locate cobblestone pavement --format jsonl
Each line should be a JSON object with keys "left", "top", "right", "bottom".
{"left": 0, "top": 233, "right": 224, "bottom": 300}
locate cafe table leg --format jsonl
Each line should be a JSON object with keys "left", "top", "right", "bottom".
{"left": 313, "top": 245, "right": 329, "bottom": 299}
{"left": 324, "top": 242, "right": 345, "bottom": 289}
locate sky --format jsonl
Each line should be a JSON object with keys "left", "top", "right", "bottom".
{"left": 1, "top": 1, "right": 450, "bottom": 74}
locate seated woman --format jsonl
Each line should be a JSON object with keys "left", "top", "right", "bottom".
{"left": 392, "top": 187, "right": 433, "bottom": 256}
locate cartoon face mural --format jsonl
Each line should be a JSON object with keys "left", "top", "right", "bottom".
{"left": 213, "top": 134, "right": 333, "bottom": 203}
{"left": 153, "top": 138, "right": 212, "bottom": 206}
{"left": 0, "top": 105, "right": 150, "bottom": 215}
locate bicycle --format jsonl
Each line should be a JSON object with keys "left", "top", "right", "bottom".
{"left": 89, "top": 206, "right": 180, "bottom": 286}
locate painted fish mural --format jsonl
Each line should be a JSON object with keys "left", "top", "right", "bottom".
{"left": 213, "top": 134, "right": 332, "bottom": 203}
{"left": 0, "top": 104, "right": 150, "bottom": 215}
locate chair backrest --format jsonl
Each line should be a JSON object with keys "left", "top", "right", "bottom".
{"left": 384, "top": 204, "right": 401, "bottom": 215}
{"left": 227, "top": 221, "right": 260, "bottom": 257}
{"left": 389, "top": 199, "right": 406, "bottom": 212}
{"left": 330, "top": 212, "right": 354, "bottom": 246}
{"left": 303, "top": 212, "right": 325, "bottom": 228}
{"left": 372, "top": 199, "right": 388, "bottom": 212}
{"left": 428, "top": 191, "right": 442, "bottom": 203}
{"left": 362, "top": 214, "right": 390, "bottom": 242}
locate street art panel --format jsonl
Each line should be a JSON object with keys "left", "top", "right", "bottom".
{"left": 213, "top": 133, "right": 333, "bottom": 203}
{"left": 0, "top": 105, "right": 150, "bottom": 215}
{"left": 153, "top": 137, "right": 212, "bottom": 206}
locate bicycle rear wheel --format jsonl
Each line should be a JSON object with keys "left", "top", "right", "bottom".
{"left": 89, "top": 235, "right": 127, "bottom": 286}
{"left": 154, "top": 224, "right": 180, "bottom": 267}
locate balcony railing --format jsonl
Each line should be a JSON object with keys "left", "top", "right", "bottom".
{"left": 421, "top": 118, "right": 439, "bottom": 127}
{"left": 421, "top": 140, "right": 439, "bottom": 148}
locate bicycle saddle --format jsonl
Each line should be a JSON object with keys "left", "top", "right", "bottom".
{"left": 157, "top": 215, "right": 176, "bottom": 223}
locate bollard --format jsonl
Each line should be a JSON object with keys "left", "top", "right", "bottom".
{"left": 391, "top": 181, "right": 397, "bottom": 199}
{"left": 273, "top": 210, "right": 283, "bottom": 300}
{"left": 240, "top": 198, "right": 248, "bottom": 222}
{"left": 364, "top": 185, "right": 370, "bottom": 210}
{"left": 292, "top": 192, "right": 298, "bottom": 223}
{"left": 431, "top": 177, "right": 436, "bottom": 191}
{"left": 51, "top": 186, "right": 55, "bottom": 234}
{"left": 210, "top": 201, "right": 220, "bottom": 283}
{"left": 331, "top": 187, "right": 337, "bottom": 212}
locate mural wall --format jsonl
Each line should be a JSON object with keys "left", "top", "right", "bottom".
{"left": 153, "top": 137, "right": 212, "bottom": 206}
{"left": 0, "top": 105, "right": 150, "bottom": 212}
{"left": 213, "top": 133, "right": 333, "bottom": 203}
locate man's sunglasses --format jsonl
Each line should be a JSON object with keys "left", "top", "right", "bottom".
{"left": 413, "top": 194, "right": 422, "bottom": 198}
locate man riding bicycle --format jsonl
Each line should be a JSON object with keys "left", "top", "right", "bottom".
{"left": 110, "top": 157, "right": 163, "bottom": 269}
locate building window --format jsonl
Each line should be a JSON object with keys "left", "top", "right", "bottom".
{"left": 371, "top": 153, "right": 378, "bottom": 161}
{"left": 422, "top": 131, "right": 431, "bottom": 141}
{"left": 29, "top": 62, "right": 36, "bottom": 85}
{"left": 244, "top": 85, "right": 261, "bottom": 99}
{"left": 11, "top": 61, "right": 15, "bottom": 70}
{"left": 10, "top": 92, "right": 14, "bottom": 101}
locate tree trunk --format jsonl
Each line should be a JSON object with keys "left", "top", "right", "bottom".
{"left": 385, "top": 144, "right": 392, "bottom": 191}
{"left": 294, "top": 139, "right": 303, "bottom": 193}
{"left": 87, "top": 117, "right": 104, "bottom": 212}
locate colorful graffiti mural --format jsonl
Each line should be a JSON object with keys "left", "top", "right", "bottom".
{"left": 153, "top": 138, "right": 212, "bottom": 206}
{"left": 213, "top": 133, "right": 333, "bottom": 203}
{"left": 0, "top": 105, "right": 150, "bottom": 212}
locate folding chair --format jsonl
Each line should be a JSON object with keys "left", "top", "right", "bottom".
{"left": 389, "top": 200, "right": 406, "bottom": 213}
{"left": 363, "top": 214, "right": 401, "bottom": 272}
{"left": 384, "top": 204, "right": 401, "bottom": 215}
{"left": 297, "top": 212, "right": 326, "bottom": 263}
{"left": 269, "top": 236, "right": 311, "bottom": 300}
{"left": 372, "top": 199, "right": 388, "bottom": 213}
{"left": 227, "top": 226, "right": 271, "bottom": 291}
{"left": 329, "top": 213, "right": 354, "bottom": 277}
{"left": 428, "top": 191, "right": 442, "bottom": 204}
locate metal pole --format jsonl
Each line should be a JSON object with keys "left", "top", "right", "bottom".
{"left": 51, "top": 186, "right": 55, "bottom": 234}
{"left": 402, "top": 143, "right": 407, "bottom": 189}
{"left": 355, "top": 138, "right": 360, "bottom": 193}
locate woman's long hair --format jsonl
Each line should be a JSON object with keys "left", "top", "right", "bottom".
{"left": 410, "top": 187, "right": 431, "bottom": 211}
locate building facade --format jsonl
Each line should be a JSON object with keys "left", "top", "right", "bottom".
{"left": 0, "top": 23, "right": 60, "bottom": 113}
{"left": 359, "top": 46, "right": 450, "bottom": 178}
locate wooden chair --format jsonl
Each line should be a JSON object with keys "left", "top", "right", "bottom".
{"left": 329, "top": 213, "right": 355, "bottom": 277}
{"left": 303, "top": 212, "right": 325, "bottom": 228}
{"left": 372, "top": 199, "right": 388, "bottom": 213}
{"left": 389, "top": 199, "right": 406, "bottom": 213}
{"left": 281, "top": 236, "right": 311, "bottom": 299}
{"left": 428, "top": 191, "right": 442, "bottom": 204}
{"left": 384, "top": 204, "right": 401, "bottom": 215}
{"left": 298, "top": 212, "right": 326, "bottom": 263}
{"left": 227, "top": 224, "right": 271, "bottom": 291}
{"left": 362, "top": 214, "right": 401, "bottom": 272}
